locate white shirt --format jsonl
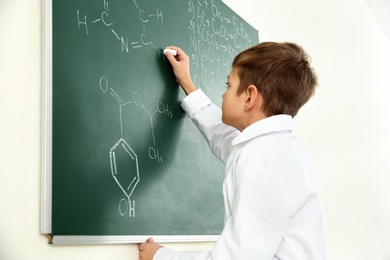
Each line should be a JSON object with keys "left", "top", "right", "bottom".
{"left": 155, "top": 89, "right": 325, "bottom": 260}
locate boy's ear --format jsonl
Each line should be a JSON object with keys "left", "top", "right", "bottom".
{"left": 244, "top": 85, "right": 260, "bottom": 110}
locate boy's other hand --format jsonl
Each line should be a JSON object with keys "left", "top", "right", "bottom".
{"left": 138, "top": 237, "right": 162, "bottom": 260}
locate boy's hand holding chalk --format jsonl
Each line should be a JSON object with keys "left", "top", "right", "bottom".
{"left": 164, "top": 46, "right": 197, "bottom": 95}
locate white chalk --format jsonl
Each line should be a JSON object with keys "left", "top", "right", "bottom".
{"left": 163, "top": 48, "right": 177, "bottom": 56}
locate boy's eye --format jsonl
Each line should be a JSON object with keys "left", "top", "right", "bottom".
{"left": 225, "top": 82, "right": 229, "bottom": 88}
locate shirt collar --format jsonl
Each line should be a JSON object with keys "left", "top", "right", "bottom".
{"left": 232, "top": 114, "right": 294, "bottom": 145}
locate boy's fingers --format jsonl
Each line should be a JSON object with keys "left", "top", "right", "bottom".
{"left": 165, "top": 51, "right": 176, "bottom": 62}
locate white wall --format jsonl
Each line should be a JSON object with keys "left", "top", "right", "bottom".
{"left": 1, "top": 0, "right": 389, "bottom": 259}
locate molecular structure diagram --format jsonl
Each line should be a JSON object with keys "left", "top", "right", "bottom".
{"left": 99, "top": 76, "right": 173, "bottom": 217}
{"left": 76, "top": 0, "right": 170, "bottom": 218}
{"left": 77, "top": 0, "right": 164, "bottom": 53}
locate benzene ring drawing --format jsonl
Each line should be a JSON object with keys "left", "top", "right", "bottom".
{"left": 110, "top": 138, "right": 140, "bottom": 217}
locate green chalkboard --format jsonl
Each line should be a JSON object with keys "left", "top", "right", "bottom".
{"left": 42, "top": 0, "right": 258, "bottom": 244}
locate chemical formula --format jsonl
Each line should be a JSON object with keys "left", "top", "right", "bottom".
{"left": 77, "top": 0, "right": 164, "bottom": 52}
{"left": 73, "top": 0, "right": 255, "bottom": 219}
{"left": 99, "top": 75, "right": 173, "bottom": 217}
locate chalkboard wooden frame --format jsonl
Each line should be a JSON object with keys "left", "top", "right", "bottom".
{"left": 41, "top": 0, "right": 258, "bottom": 245}
{"left": 41, "top": 0, "right": 53, "bottom": 238}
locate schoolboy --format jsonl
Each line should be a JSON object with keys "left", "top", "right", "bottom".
{"left": 138, "top": 42, "right": 325, "bottom": 260}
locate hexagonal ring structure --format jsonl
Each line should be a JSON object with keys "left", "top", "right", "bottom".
{"left": 109, "top": 138, "right": 140, "bottom": 200}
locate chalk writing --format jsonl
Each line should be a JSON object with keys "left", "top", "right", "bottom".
{"left": 110, "top": 138, "right": 139, "bottom": 217}
{"left": 77, "top": 0, "right": 164, "bottom": 52}
{"left": 75, "top": 0, "right": 255, "bottom": 219}
{"left": 187, "top": 0, "right": 253, "bottom": 97}
{"left": 99, "top": 76, "right": 174, "bottom": 217}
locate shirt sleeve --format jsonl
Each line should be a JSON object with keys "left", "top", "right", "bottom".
{"left": 181, "top": 89, "right": 239, "bottom": 163}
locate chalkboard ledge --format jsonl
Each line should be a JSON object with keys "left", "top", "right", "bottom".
{"left": 49, "top": 235, "right": 219, "bottom": 245}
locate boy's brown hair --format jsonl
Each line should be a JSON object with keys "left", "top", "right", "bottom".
{"left": 232, "top": 42, "right": 318, "bottom": 117}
